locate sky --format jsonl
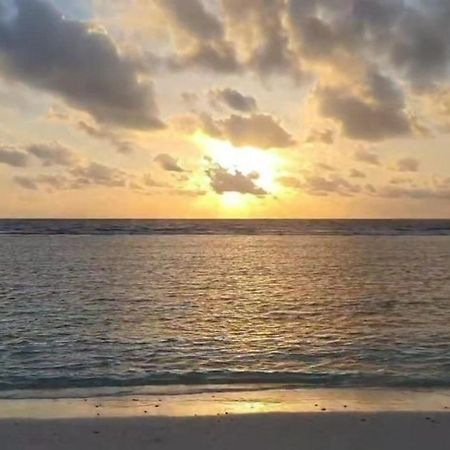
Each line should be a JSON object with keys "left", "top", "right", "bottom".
{"left": 0, "top": 0, "right": 450, "bottom": 218}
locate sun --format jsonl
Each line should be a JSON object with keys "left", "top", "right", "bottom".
{"left": 195, "top": 134, "right": 283, "bottom": 206}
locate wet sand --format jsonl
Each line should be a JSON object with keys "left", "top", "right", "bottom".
{"left": 1, "top": 388, "right": 449, "bottom": 450}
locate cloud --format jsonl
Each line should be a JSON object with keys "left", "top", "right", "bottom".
{"left": 14, "top": 173, "right": 75, "bottom": 190}
{"left": 77, "top": 121, "right": 134, "bottom": 154}
{"left": 156, "top": 0, "right": 223, "bottom": 40}
{"left": 395, "top": 157, "right": 420, "bottom": 172}
{"left": 167, "top": 188, "right": 207, "bottom": 197}
{"left": 158, "top": 0, "right": 301, "bottom": 78}
{"left": 389, "top": 6, "right": 450, "bottom": 89}
{"left": 302, "top": 174, "right": 362, "bottom": 196}
{"left": 367, "top": 69, "right": 406, "bottom": 109}
{"left": 208, "top": 88, "right": 257, "bottom": 112}
{"left": 349, "top": 168, "right": 366, "bottom": 178}
{"left": 206, "top": 165, "right": 266, "bottom": 195}
{"left": 0, "top": 146, "right": 28, "bottom": 167}
{"left": 286, "top": 0, "right": 450, "bottom": 89}
{"left": 306, "top": 128, "right": 335, "bottom": 145}
{"left": 169, "top": 40, "right": 240, "bottom": 73}
{"left": 154, "top": 0, "right": 450, "bottom": 94}
{"left": 154, "top": 0, "right": 239, "bottom": 74}
{"left": 13, "top": 175, "right": 37, "bottom": 189}
{"left": 222, "top": 0, "right": 300, "bottom": 77}
{"left": 181, "top": 92, "right": 199, "bottom": 110}
{"left": 389, "top": 176, "right": 412, "bottom": 185}
{"left": 214, "top": 114, "right": 295, "bottom": 149}
{"left": 0, "top": 0, "right": 163, "bottom": 129}
{"left": 13, "top": 158, "right": 178, "bottom": 193}
{"left": 154, "top": 153, "right": 185, "bottom": 172}
{"left": 142, "top": 173, "right": 169, "bottom": 188}
{"left": 27, "top": 142, "right": 80, "bottom": 166}
{"left": 177, "top": 111, "right": 295, "bottom": 149}
{"left": 316, "top": 162, "right": 335, "bottom": 171}
{"left": 318, "top": 87, "right": 411, "bottom": 141}
{"left": 144, "top": 0, "right": 450, "bottom": 150}
{"left": 354, "top": 148, "right": 381, "bottom": 166}
{"left": 278, "top": 172, "right": 362, "bottom": 196}
{"left": 277, "top": 176, "right": 303, "bottom": 189}
{"left": 378, "top": 185, "right": 450, "bottom": 200}
{"left": 70, "top": 162, "right": 128, "bottom": 187}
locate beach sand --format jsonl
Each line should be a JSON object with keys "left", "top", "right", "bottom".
{"left": 1, "top": 388, "right": 449, "bottom": 449}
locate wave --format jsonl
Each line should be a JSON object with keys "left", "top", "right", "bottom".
{"left": 1, "top": 371, "right": 450, "bottom": 394}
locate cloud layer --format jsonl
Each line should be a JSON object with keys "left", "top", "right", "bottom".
{"left": 0, "top": 0, "right": 163, "bottom": 129}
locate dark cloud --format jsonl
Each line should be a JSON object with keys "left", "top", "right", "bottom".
{"left": 319, "top": 87, "right": 411, "bottom": 141}
{"left": 0, "top": 146, "right": 28, "bottom": 167}
{"left": 367, "top": 68, "right": 405, "bottom": 109}
{"left": 27, "top": 142, "right": 79, "bottom": 166}
{"left": 352, "top": 0, "right": 404, "bottom": 31}
{"left": 354, "top": 148, "right": 381, "bottom": 166}
{"left": 156, "top": 0, "right": 223, "bottom": 40}
{"left": 209, "top": 88, "right": 257, "bottom": 112}
{"left": 390, "top": 8, "right": 449, "bottom": 89}
{"left": 207, "top": 165, "right": 266, "bottom": 195}
{"left": 222, "top": 0, "right": 300, "bottom": 77}
{"left": 155, "top": 0, "right": 450, "bottom": 97}
{"left": 162, "top": 0, "right": 301, "bottom": 77}
{"left": 288, "top": 0, "right": 450, "bottom": 89}
{"left": 154, "top": 153, "right": 185, "bottom": 172}
{"left": 169, "top": 40, "right": 240, "bottom": 73}
{"left": 145, "top": 0, "right": 450, "bottom": 134}
{"left": 0, "top": 0, "right": 163, "bottom": 129}
{"left": 216, "top": 114, "right": 295, "bottom": 149}
{"left": 77, "top": 121, "right": 134, "bottom": 154}
{"left": 287, "top": 4, "right": 338, "bottom": 60}
{"left": 395, "top": 157, "right": 420, "bottom": 172}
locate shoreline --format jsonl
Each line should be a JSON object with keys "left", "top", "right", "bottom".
{"left": 1, "top": 387, "right": 449, "bottom": 419}
{"left": 1, "top": 388, "right": 449, "bottom": 449}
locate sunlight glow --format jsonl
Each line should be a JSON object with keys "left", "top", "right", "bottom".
{"left": 195, "top": 133, "right": 283, "bottom": 209}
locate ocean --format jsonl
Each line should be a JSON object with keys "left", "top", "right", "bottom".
{"left": 1, "top": 219, "right": 449, "bottom": 397}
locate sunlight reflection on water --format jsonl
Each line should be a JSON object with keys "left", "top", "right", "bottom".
{"left": 0, "top": 235, "right": 449, "bottom": 391}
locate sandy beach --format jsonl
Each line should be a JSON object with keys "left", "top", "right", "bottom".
{"left": 1, "top": 388, "right": 449, "bottom": 450}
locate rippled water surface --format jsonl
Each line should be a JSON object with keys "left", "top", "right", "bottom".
{"left": 1, "top": 229, "right": 450, "bottom": 392}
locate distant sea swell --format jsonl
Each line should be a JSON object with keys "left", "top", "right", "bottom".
{"left": 1, "top": 219, "right": 450, "bottom": 236}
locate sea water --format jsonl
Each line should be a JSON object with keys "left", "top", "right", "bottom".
{"left": 0, "top": 220, "right": 449, "bottom": 395}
